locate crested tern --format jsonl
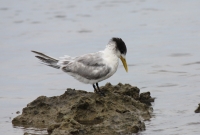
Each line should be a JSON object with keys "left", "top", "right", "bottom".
{"left": 32, "top": 37, "right": 128, "bottom": 96}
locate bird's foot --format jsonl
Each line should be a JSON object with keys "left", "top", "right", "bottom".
{"left": 94, "top": 90, "right": 105, "bottom": 97}
{"left": 94, "top": 89, "right": 98, "bottom": 93}
{"left": 93, "top": 84, "right": 105, "bottom": 96}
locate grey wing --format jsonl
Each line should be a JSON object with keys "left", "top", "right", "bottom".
{"left": 58, "top": 55, "right": 74, "bottom": 66}
{"left": 62, "top": 52, "right": 111, "bottom": 80}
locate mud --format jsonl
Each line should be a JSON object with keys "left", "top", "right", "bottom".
{"left": 12, "top": 83, "right": 154, "bottom": 135}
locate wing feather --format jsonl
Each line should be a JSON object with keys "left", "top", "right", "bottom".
{"left": 61, "top": 52, "right": 111, "bottom": 80}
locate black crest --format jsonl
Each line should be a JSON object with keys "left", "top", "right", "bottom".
{"left": 111, "top": 37, "right": 127, "bottom": 55}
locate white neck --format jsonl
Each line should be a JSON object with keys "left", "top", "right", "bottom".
{"left": 104, "top": 41, "right": 121, "bottom": 58}
{"left": 102, "top": 41, "right": 119, "bottom": 69}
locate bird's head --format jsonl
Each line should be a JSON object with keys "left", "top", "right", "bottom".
{"left": 112, "top": 37, "right": 128, "bottom": 72}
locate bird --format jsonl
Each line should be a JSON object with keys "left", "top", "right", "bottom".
{"left": 32, "top": 37, "right": 128, "bottom": 96}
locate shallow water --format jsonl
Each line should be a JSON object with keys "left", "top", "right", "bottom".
{"left": 1, "top": 0, "right": 200, "bottom": 134}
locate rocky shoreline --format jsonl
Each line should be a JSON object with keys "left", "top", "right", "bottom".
{"left": 12, "top": 83, "right": 155, "bottom": 135}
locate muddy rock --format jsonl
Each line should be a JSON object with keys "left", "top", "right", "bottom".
{"left": 139, "top": 92, "right": 155, "bottom": 106}
{"left": 195, "top": 103, "right": 200, "bottom": 113}
{"left": 12, "top": 83, "right": 154, "bottom": 135}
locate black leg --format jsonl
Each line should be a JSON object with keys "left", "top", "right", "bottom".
{"left": 93, "top": 84, "right": 98, "bottom": 93}
{"left": 96, "top": 83, "right": 105, "bottom": 96}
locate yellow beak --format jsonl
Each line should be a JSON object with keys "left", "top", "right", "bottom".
{"left": 120, "top": 56, "right": 128, "bottom": 72}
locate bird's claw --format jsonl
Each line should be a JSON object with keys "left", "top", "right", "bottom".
{"left": 95, "top": 90, "right": 106, "bottom": 97}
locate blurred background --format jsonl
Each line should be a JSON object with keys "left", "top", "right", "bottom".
{"left": 0, "top": 0, "right": 200, "bottom": 134}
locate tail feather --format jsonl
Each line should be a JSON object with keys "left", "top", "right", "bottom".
{"left": 31, "top": 50, "right": 58, "bottom": 61}
{"left": 32, "top": 50, "right": 60, "bottom": 69}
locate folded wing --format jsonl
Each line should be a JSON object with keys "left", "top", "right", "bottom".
{"left": 61, "top": 52, "right": 111, "bottom": 81}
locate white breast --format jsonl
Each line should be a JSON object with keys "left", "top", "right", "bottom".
{"left": 102, "top": 47, "right": 119, "bottom": 78}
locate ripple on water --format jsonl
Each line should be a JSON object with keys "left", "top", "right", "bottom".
{"left": 78, "top": 29, "right": 92, "bottom": 33}
{"left": 13, "top": 126, "right": 48, "bottom": 135}
{"left": 169, "top": 53, "right": 191, "bottom": 57}
{"left": 149, "top": 70, "right": 187, "bottom": 74}
{"left": 14, "top": 20, "right": 24, "bottom": 23}
{"left": 183, "top": 61, "right": 200, "bottom": 66}
{"left": 31, "top": 21, "right": 40, "bottom": 24}
{"left": 0, "top": 7, "right": 8, "bottom": 10}
{"left": 187, "top": 122, "right": 200, "bottom": 126}
{"left": 152, "top": 129, "right": 164, "bottom": 132}
{"left": 157, "top": 83, "right": 178, "bottom": 87}
{"left": 55, "top": 15, "right": 66, "bottom": 18}
{"left": 77, "top": 14, "right": 91, "bottom": 17}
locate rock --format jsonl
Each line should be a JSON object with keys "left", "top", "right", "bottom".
{"left": 16, "top": 111, "right": 20, "bottom": 114}
{"left": 195, "top": 103, "right": 200, "bottom": 113}
{"left": 139, "top": 92, "right": 155, "bottom": 106}
{"left": 12, "top": 83, "right": 154, "bottom": 135}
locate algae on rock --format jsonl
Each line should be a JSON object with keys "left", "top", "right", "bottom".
{"left": 12, "top": 83, "right": 154, "bottom": 135}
